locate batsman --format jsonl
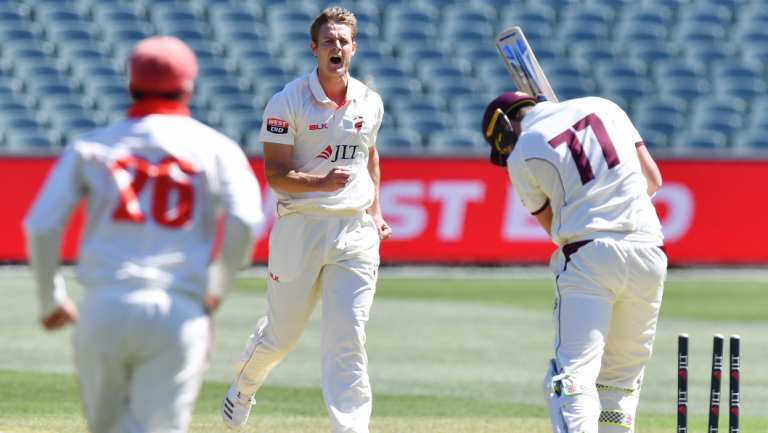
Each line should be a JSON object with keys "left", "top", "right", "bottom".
{"left": 481, "top": 91, "right": 668, "bottom": 433}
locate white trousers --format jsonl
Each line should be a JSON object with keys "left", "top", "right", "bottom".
{"left": 545, "top": 238, "right": 667, "bottom": 433}
{"left": 233, "top": 212, "right": 380, "bottom": 433}
{"left": 73, "top": 290, "right": 211, "bottom": 433}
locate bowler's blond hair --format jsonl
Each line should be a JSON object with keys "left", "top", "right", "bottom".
{"left": 310, "top": 7, "right": 357, "bottom": 43}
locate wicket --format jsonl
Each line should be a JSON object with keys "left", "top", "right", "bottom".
{"left": 677, "top": 334, "right": 741, "bottom": 433}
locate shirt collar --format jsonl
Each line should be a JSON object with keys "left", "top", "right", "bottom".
{"left": 308, "top": 68, "right": 366, "bottom": 104}
{"left": 127, "top": 99, "right": 191, "bottom": 118}
{"left": 521, "top": 101, "right": 555, "bottom": 130}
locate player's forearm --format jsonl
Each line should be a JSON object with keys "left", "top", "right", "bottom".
{"left": 207, "top": 217, "right": 255, "bottom": 299}
{"left": 265, "top": 166, "right": 328, "bottom": 193}
{"left": 24, "top": 229, "right": 70, "bottom": 318}
{"left": 366, "top": 147, "right": 383, "bottom": 216}
{"left": 637, "top": 144, "right": 662, "bottom": 196}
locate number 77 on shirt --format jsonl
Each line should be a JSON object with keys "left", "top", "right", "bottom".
{"left": 495, "top": 26, "right": 559, "bottom": 103}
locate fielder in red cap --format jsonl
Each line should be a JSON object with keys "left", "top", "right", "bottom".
{"left": 481, "top": 92, "right": 667, "bottom": 433}
{"left": 128, "top": 35, "right": 198, "bottom": 115}
{"left": 24, "top": 35, "right": 264, "bottom": 433}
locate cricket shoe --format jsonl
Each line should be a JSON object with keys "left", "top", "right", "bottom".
{"left": 222, "top": 385, "right": 255, "bottom": 429}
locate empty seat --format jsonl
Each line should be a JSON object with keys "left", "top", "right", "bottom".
{"left": 676, "top": 129, "right": 729, "bottom": 150}
{"left": 370, "top": 76, "right": 424, "bottom": 100}
{"left": 658, "top": 77, "right": 712, "bottom": 100}
{"left": 375, "top": 129, "right": 424, "bottom": 154}
{"left": 427, "top": 129, "right": 485, "bottom": 153}
{"left": 734, "top": 132, "right": 768, "bottom": 150}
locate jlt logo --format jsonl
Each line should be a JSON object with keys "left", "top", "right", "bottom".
{"left": 317, "top": 144, "right": 359, "bottom": 162}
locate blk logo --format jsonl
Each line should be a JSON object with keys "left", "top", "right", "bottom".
{"left": 309, "top": 123, "right": 328, "bottom": 131}
{"left": 316, "top": 144, "right": 359, "bottom": 162}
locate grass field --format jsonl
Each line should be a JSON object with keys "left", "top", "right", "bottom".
{"left": 1, "top": 267, "right": 766, "bottom": 432}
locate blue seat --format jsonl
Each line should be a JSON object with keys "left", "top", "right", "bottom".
{"left": 475, "top": 59, "right": 511, "bottom": 82}
{"left": 375, "top": 129, "right": 424, "bottom": 155}
{"left": 683, "top": 41, "right": 737, "bottom": 66}
{"left": 600, "top": 76, "right": 653, "bottom": 105}
{"left": 207, "top": 7, "right": 261, "bottom": 28}
{"left": 625, "top": 42, "right": 677, "bottom": 67}
{"left": 570, "top": 42, "right": 620, "bottom": 65}
{"left": 457, "top": 45, "right": 498, "bottom": 65}
{"left": 653, "top": 59, "right": 707, "bottom": 83}
{"left": 618, "top": 3, "right": 674, "bottom": 26}
{"left": 696, "top": 96, "right": 747, "bottom": 117}
{"left": 562, "top": 3, "right": 614, "bottom": 26}
{"left": 444, "top": 4, "right": 495, "bottom": 27}
{"left": 383, "top": 23, "right": 436, "bottom": 43}
{"left": 397, "top": 111, "right": 452, "bottom": 145}
{"left": 615, "top": 21, "right": 669, "bottom": 45}
{"left": 427, "top": 78, "right": 480, "bottom": 101}
{"left": 3, "top": 129, "right": 55, "bottom": 150}
{"left": 265, "top": 7, "right": 315, "bottom": 30}
{"left": 677, "top": 129, "right": 729, "bottom": 150}
{"left": 678, "top": 3, "right": 733, "bottom": 26}
{"left": 593, "top": 58, "right": 646, "bottom": 81}
{"left": 357, "top": 59, "right": 409, "bottom": 80}
{"left": 632, "top": 95, "right": 689, "bottom": 119}
{"left": 427, "top": 129, "right": 485, "bottom": 153}
{"left": 383, "top": 3, "right": 438, "bottom": 27}
{"left": 715, "top": 79, "right": 767, "bottom": 101}
{"left": 673, "top": 20, "right": 727, "bottom": 45}
{"left": 659, "top": 76, "right": 712, "bottom": 100}
{"left": 417, "top": 60, "right": 470, "bottom": 84}
{"left": 739, "top": 43, "right": 768, "bottom": 66}
{"left": 397, "top": 45, "right": 446, "bottom": 69}
{"left": 451, "top": 98, "right": 486, "bottom": 130}
{"left": 499, "top": 4, "right": 556, "bottom": 28}
{"left": 633, "top": 111, "right": 686, "bottom": 138}
{"left": 734, "top": 132, "right": 768, "bottom": 150}
{"left": 552, "top": 77, "right": 598, "bottom": 101}
{"left": 391, "top": 98, "right": 443, "bottom": 116}
{"left": 0, "top": 28, "right": 37, "bottom": 42}
{"left": 371, "top": 76, "right": 424, "bottom": 100}
{"left": 636, "top": 128, "right": 675, "bottom": 151}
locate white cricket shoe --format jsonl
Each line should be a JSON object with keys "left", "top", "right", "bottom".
{"left": 222, "top": 385, "right": 255, "bottom": 429}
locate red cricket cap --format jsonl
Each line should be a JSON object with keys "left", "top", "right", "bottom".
{"left": 129, "top": 36, "right": 198, "bottom": 94}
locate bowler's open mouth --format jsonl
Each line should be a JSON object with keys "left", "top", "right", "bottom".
{"left": 330, "top": 56, "right": 342, "bottom": 65}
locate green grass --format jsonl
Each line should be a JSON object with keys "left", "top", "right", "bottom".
{"left": 1, "top": 270, "right": 767, "bottom": 432}
{"left": 238, "top": 276, "right": 768, "bottom": 321}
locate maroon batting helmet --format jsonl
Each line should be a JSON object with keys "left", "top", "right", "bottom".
{"left": 481, "top": 92, "right": 537, "bottom": 166}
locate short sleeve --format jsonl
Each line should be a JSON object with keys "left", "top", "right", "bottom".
{"left": 506, "top": 147, "right": 549, "bottom": 214}
{"left": 370, "top": 93, "right": 384, "bottom": 147}
{"left": 217, "top": 142, "right": 265, "bottom": 232}
{"left": 259, "top": 90, "right": 294, "bottom": 145}
{"left": 610, "top": 100, "right": 642, "bottom": 144}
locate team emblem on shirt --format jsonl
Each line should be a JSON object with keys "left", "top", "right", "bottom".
{"left": 266, "top": 118, "right": 289, "bottom": 134}
{"left": 317, "top": 145, "right": 333, "bottom": 160}
{"left": 315, "top": 144, "right": 360, "bottom": 162}
{"left": 354, "top": 116, "right": 364, "bottom": 132}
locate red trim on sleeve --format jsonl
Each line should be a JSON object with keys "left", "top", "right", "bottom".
{"left": 532, "top": 198, "right": 550, "bottom": 215}
{"left": 635, "top": 141, "right": 645, "bottom": 148}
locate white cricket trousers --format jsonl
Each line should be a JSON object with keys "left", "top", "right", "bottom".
{"left": 73, "top": 289, "right": 211, "bottom": 433}
{"left": 233, "top": 211, "right": 380, "bottom": 433}
{"left": 544, "top": 238, "right": 667, "bottom": 433}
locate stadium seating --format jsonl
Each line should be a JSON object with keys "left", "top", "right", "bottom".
{"left": 0, "top": 0, "right": 766, "bottom": 155}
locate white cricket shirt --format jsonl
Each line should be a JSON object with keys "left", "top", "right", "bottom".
{"left": 25, "top": 113, "right": 264, "bottom": 315}
{"left": 507, "top": 97, "right": 663, "bottom": 246}
{"left": 259, "top": 68, "right": 384, "bottom": 215}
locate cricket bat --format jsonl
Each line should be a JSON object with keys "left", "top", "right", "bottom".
{"left": 495, "top": 26, "right": 558, "bottom": 103}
